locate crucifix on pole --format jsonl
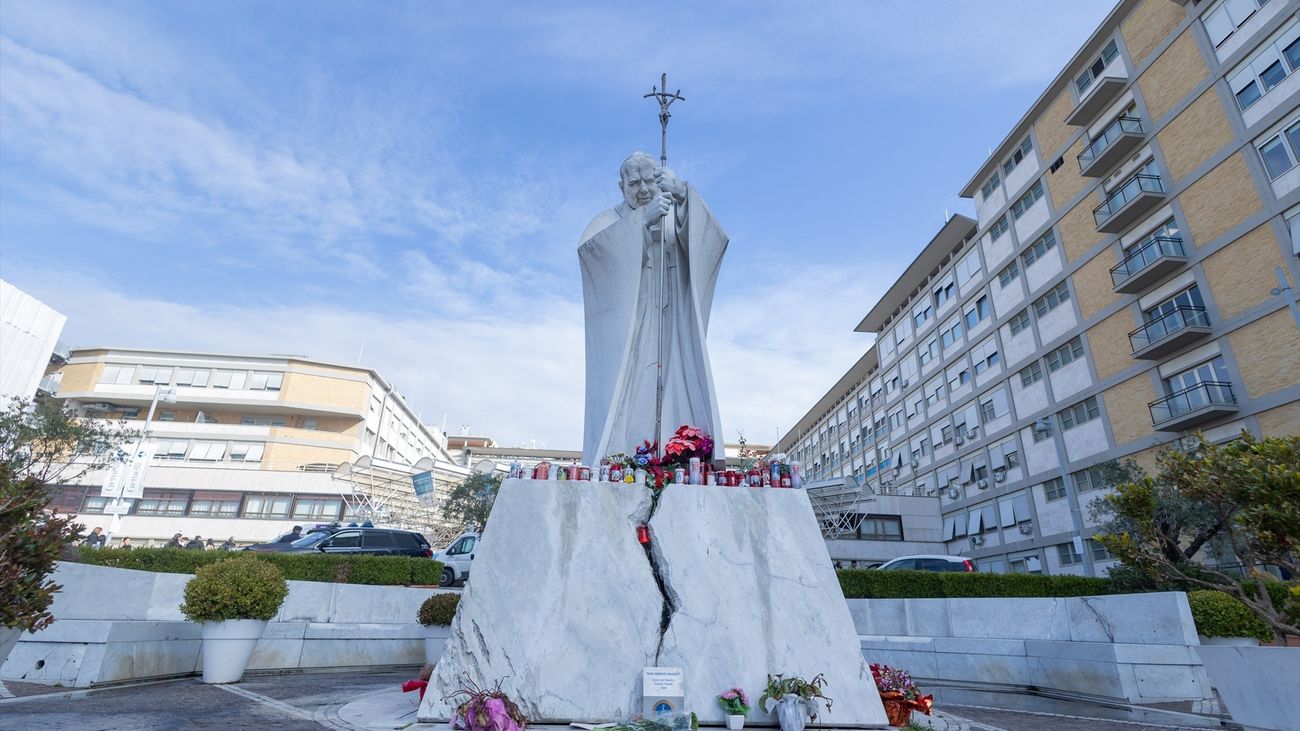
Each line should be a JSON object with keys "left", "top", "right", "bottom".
{"left": 643, "top": 73, "right": 684, "bottom": 464}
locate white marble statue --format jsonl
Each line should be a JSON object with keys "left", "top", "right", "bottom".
{"left": 579, "top": 152, "right": 727, "bottom": 466}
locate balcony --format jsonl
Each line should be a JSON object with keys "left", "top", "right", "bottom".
{"left": 1078, "top": 116, "right": 1145, "bottom": 177}
{"left": 1110, "top": 236, "right": 1188, "bottom": 293}
{"left": 1129, "top": 306, "right": 1212, "bottom": 359}
{"left": 1094, "top": 174, "right": 1165, "bottom": 233}
{"left": 1066, "top": 75, "right": 1128, "bottom": 126}
{"left": 1149, "top": 382, "right": 1238, "bottom": 431}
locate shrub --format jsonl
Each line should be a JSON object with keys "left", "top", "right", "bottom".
{"left": 1188, "top": 590, "right": 1273, "bottom": 642}
{"left": 418, "top": 592, "right": 460, "bottom": 626}
{"left": 74, "top": 547, "right": 441, "bottom": 586}
{"left": 180, "top": 556, "right": 288, "bottom": 623}
{"left": 837, "top": 569, "right": 1114, "bottom": 599}
{"left": 1, "top": 470, "right": 83, "bottom": 632}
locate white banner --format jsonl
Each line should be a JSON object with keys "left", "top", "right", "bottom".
{"left": 103, "top": 498, "right": 133, "bottom": 515}
{"left": 103, "top": 441, "right": 156, "bottom": 500}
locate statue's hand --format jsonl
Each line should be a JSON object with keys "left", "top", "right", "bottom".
{"left": 643, "top": 189, "right": 672, "bottom": 229}
{"left": 655, "top": 167, "right": 686, "bottom": 203}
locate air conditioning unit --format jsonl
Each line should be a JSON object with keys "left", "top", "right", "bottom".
{"left": 946, "top": 487, "right": 961, "bottom": 500}
{"left": 1018, "top": 521, "right": 1034, "bottom": 535}
{"left": 901, "top": 380, "right": 909, "bottom": 388}
{"left": 910, "top": 460, "right": 919, "bottom": 468}
{"left": 993, "top": 470, "right": 1007, "bottom": 483}
{"left": 977, "top": 479, "right": 989, "bottom": 489}
{"left": 970, "top": 535, "right": 985, "bottom": 546}
{"left": 969, "top": 427, "right": 979, "bottom": 438}
{"left": 954, "top": 437, "right": 965, "bottom": 446}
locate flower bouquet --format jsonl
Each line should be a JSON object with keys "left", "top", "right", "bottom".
{"left": 869, "top": 663, "right": 932, "bottom": 727}
{"left": 663, "top": 425, "right": 713, "bottom": 465}
{"left": 717, "top": 686, "right": 751, "bottom": 729}
{"left": 444, "top": 675, "right": 529, "bottom": 731}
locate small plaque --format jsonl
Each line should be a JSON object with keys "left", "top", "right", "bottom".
{"left": 642, "top": 666, "right": 684, "bottom": 718}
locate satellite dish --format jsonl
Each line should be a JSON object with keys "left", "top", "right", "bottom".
{"left": 354, "top": 455, "right": 372, "bottom": 470}
{"left": 412, "top": 457, "right": 435, "bottom": 471}
{"left": 473, "top": 459, "right": 498, "bottom": 474}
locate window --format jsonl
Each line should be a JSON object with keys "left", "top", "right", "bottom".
{"left": 98, "top": 365, "right": 134, "bottom": 385}
{"left": 1020, "top": 230, "right": 1058, "bottom": 268}
{"left": 249, "top": 371, "right": 284, "bottom": 391}
{"left": 956, "top": 251, "right": 982, "bottom": 284}
{"left": 188, "top": 441, "right": 227, "bottom": 461}
{"left": 174, "top": 368, "right": 210, "bottom": 387}
{"left": 327, "top": 531, "right": 362, "bottom": 548}
{"left": 857, "top": 515, "right": 904, "bottom": 541}
{"left": 1019, "top": 361, "right": 1044, "bottom": 387}
{"left": 228, "top": 443, "right": 265, "bottom": 462}
{"left": 964, "top": 295, "right": 991, "bottom": 330}
{"left": 212, "top": 370, "right": 248, "bottom": 389}
{"left": 1033, "top": 420, "right": 1054, "bottom": 443}
{"left": 997, "top": 259, "right": 1020, "bottom": 288}
{"left": 1001, "top": 137, "right": 1034, "bottom": 176}
{"left": 241, "top": 415, "right": 287, "bottom": 427}
{"left": 137, "top": 367, "right": 172, "bottom": 385}
{"left": 919, "top": 336, "right": 939, "bottom": 366}
{"left": 188, "top": 491, "right": 241, "bottom": 517}
{"left": 979, "top": 173, "right": 1002, "bottom": 201}
{"left": 1032, "top": 281, "right": 1071, "bottom": 318}
{"left": 947, "top": 367, "right": 971, "bottom": 392}
{"left": 1163, "top": 356, "right": 1231, "bottom": 396}
{"left": 1008, "top": 308, "right": 1032, "bottom": 336}
{"left": 980, "top": 398, "right": 998, "bottom": 423}
{"left": 889, "top": 410, "right": 905, "bottom": 429}
{"left": 1010, "top": 180, "right": 1045, "bottom": 220}
{"left": 914, "top": 304, "right": 933, "bottom": 328}
{"left": 1059, "top": 396, "right": 1101, "bottom": 430}
{"left": 971, "top": 337, "right": 1000, "bottom": 375}
{"left": 134, "top": 490, "right": 189, "bottom": 517}
{"left": 243, "top": 493, "right": 293, "bottom": 519}
{"left": 1056, "top": 542, "right": 1084, "bottom": 566}
{"left": 926, "top": 379, "right": 944, "bottom": 406}
{"left": 1204, "top": 0, "right": 1271, "bottom": 48}
{"left": 1228, "top": 21, "right": 1300, "bottom": 111}
{"left": 1257, "top": 117, "right": 1300, "bottom": 179}
{"left": 934, "top": 278, "right": 955, "bottom": 307}
{"left": 940, "top": 319, "right": 964, "bottom": 349}
{"left": 1043, "top": 477, "right": 1067, "bottom": 501}
{"left": 292, "top": 496, "right": 343, "bottom": 520}
{"left": 1075, "top": 39, "right": 1119, "bottom": 96}
{"left": 941, "top": 424, "right": 953, "bottom": 444}
{"left": 1046, "top": 336, "right": 1086, "bottom": 372}
{"left": 980, "top": 389, "right": 1009, "bottom": 423}
{"left": 1088, "top": 539, "right": 1114, "bottom": 562}
{"left": 1071, "top": 465, "right": 1110, "bottom": 493}
{"left": 154, "top": 440, "right": 189, "bottom": 460}
{"left": 989, "top": 216, "right": 1010, "bottom": 242}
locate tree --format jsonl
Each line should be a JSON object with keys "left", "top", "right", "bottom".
{"left": 0, "top": 397, "right": 133, "bottom": 635}
{"left": 1093, "top": 432, "right": 1300, "bottom": 641}
{"left": 441, "top": 472, "right": 503, "bottom": 531}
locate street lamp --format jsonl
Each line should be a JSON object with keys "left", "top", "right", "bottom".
{"left": 1032, "top": 417, "right": 1096, "bottom": 577}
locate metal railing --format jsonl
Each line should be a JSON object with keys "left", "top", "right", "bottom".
{"left": 1094, "top": 173, "right": 1164, "bottom": 226}
{"left": 1129, "top": 305, "right": 1210, "bottom": 351}
{"left": 1078, "top": 115, "right": 1143, "bottom": 172}
{"left": 1149, "top": 381, "right": 1236, "bottom": 424}
{"left": 1110, "top": 236, "right": 1185, "bottom": 287}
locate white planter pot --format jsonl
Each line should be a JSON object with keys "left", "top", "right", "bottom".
{"left": 1198, "top": 634, "right": 1260, "bottom": 647}
{"left": 0, "top": 626, "right": 24, "bottom": 669}
{"left": 1196, "top": 645, "right": 1300, "bottom": 731}
{"left": 424, "top": 625, "right": 451, "bottom": 666}
{"left": 200, "top": 619, "right": 267, "bottom": 684}
{"left": 725, "top": 714, "right": 745, "bottom": 730}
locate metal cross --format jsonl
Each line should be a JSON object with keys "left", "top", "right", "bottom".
{"left": 644, "top": 73, "right": 684, "bottom": 166}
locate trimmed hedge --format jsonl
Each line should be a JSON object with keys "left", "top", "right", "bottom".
{"left": 74, "top": 547, "right": 441, "bottom": 586}
{"left": 1188, "top": 590, "right": 1273, "bottom": 642}
{"left": 838, "top": 569, "right": 1114, "bottom": 599}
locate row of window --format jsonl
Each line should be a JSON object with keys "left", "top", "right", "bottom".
{"left": 99, "top": 364, "right": 285, "bottom": 392}
{"left": 49, "top": 486, "right": 356, "bottom": 521}
{"left": 1228, "top": 20, "right": 1299, "bottom": 112}
{"left": 152, "top": 439, "right": 267, "bottom": 463}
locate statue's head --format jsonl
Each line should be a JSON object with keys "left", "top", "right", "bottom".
{"left": 619, "top": 151, "right": 657, "bottom": 209}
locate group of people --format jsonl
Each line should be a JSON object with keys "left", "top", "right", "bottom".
{"left": 79, "top": 526, "right": 237, "bottom": 550}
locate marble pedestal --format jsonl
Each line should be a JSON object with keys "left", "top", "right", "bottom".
{"left": 419, "top": 480, "right": 886, "bottom": 727}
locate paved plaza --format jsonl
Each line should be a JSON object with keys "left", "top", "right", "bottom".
{"left": 0, "top": 671, "right": 1228, "bottom": 731}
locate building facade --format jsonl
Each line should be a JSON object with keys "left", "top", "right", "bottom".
{"left": 777, "top": 0, "right": 1300, "bottom": 575}
{"left": 47, "top": 347, "right": 471, "bottom": 546}
{"left": 0, "top": 279, "right": 67, "bottom": 401}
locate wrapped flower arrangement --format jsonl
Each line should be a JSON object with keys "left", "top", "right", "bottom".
{"left": 869, "top": 663, "right": 932, "bottom": 726}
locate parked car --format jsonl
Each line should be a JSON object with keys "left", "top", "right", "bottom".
{"left": 875, "top": 554, "right": 977, "bottom": 572}
{"left": 275, "top": 526, "right": 434, "bottom": 558}
{"left": 242, "top": 525, "right": 336, "bottom": 553}
{"left": 433, "top": 532, "right": 479, "bottom": 587}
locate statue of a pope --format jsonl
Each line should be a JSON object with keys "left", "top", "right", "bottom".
{"left": 579, "top": 152, "right": 727, "bottom": 467}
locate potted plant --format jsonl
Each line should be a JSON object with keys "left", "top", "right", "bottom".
{"left": 180, "top": 555, "right": 288, "bottom": 683}
{"left": 717, "top": 686, "right": 751, "bottom": 730}
{"left": 418, "top": 592, "right": 460, "bottom": 664}
{"left": 758, "top": 674, "right": 831, "bottom": 731}
{"left": 869, "top": 663, "right": 933, "bottom": 727}
{"left": 1188, "top": 590, "right": 1272, "bottom": 646}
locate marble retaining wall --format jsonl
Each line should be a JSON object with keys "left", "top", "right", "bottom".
{"left": 1, "top": 562, "right": 440, "bottom": 687}
{"left": 848, "top": 593, "right": 1214, "bottom": 704}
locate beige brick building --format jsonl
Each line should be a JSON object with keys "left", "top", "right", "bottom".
{"left": 46, "top": 347, "right": 471, "bottom": 547}
{"left": 777, "top": 0, "right": 1300, "bottom": 574}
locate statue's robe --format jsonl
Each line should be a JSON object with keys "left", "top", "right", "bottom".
{"left": 579, "top": 186, "right": 727, "bottom": 466}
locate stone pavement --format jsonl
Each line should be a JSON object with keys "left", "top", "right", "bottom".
{"left": 0, "top": 672, "right": 1230, "bottom": 731}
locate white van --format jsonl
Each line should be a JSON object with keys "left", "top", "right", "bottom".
{"left": 434, "top": 532, "right": 479, "bottom": 587}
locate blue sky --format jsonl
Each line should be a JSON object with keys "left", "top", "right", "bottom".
{"left": 0, "top": 0, "right": 1114, "bottom": 449}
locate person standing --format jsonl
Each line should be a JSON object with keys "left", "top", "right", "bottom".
{"left": 165, "top": 533, "right": 183, "bottom": 548}
{"left": 276, "top": 525, "right": 303, "bottom": 544}
{"left": 185, "top": 535, "right": 205, "bottom": 550}
{"left": 219, "top": 536, "right": 237, "bottom": 551}
{"left": 83, "top": 527, "right": 107, "bottom": 548}
{"left": 205, "top": 538, "right": 215, "bottom": 550}
{"left": 119, "top": 537, "right": 133, "bottom": 550}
